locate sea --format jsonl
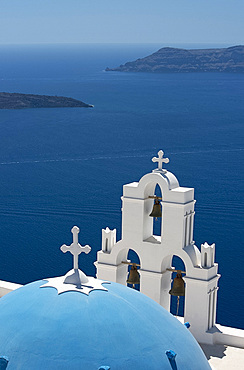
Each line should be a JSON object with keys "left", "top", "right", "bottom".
{"left": 0, "top": 43, "right": 243, "bottom": 329}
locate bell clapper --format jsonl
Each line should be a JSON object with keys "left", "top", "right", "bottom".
{"left": 176, "top": 296, "right": 180, "bottom": 316}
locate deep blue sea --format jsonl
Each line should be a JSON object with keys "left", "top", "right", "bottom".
{"left": 0, "top": 44, "right": 243, "bottom": 329}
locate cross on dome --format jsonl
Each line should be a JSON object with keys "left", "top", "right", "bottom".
{"left": 152, "top": 150, "right": 169, "bottom": 171}
{"left": 41, "top": 226, "right": 109, "bottom": 295}
{"left": 60, "top": 226, "right": 91, "bottom": 270}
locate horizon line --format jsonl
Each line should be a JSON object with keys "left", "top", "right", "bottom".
{"left": 0, "top": 42, "right": 240, "bottom": 46}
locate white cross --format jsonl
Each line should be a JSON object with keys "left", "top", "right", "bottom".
{"left": 60, "top": 226, "right": 91, "bottom": 270}
{"left": 152, "top": 150, "right": 169, "bottom": 170}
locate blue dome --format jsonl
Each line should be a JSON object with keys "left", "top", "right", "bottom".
{"left": 0, "top": 279, "right": 210, "bottom": 370}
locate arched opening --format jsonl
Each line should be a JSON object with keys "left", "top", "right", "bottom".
{"left": 105, "top": 238, "right": 108, "bottom": 252}
{"left": 204, "top": 252, "right": 207, "bottom": 267}
{"left": 169, "top": 256, "right": 186, "bottom": 318}
{"left": 144, "top": 183, "right": 163, "bottom": 243}
{"left": 126, "top": 249, "right": 141, "bottom": 291}
{"left": 152, "top": 184, "right": 162, "bottom": 237}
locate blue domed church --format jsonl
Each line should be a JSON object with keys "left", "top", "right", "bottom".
{"left": 0, "top": 225, "right": 210, "bottom": 370}
{"left": 1, "top": 150, "right": 242, "bottom": 369}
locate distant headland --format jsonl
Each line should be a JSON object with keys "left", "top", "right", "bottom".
{"left": 106, "top": 45, "right": 244, "bottom": 73}
{"left": 0, "top": 92, "right": 93, "bottom": 110}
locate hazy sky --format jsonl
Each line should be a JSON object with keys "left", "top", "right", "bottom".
{"left": 0, "top": 0, "right": 243, "bottom": 44}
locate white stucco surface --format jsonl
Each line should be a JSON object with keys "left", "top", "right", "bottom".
{"left": 200, "top": 343, "right": 244, "bottom": 370}
{"left": 0, "top": 280, "right": 22, "bottom": 297}
{"left": 176, "top": 316, "right": 244, "bottom": 368}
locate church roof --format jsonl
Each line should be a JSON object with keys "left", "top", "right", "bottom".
{"left": 0, "top": 276, "right": 210, "bottom": 369}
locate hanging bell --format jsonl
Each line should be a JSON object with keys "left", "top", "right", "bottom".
{"left": 127, "top": 264, "right": 140, "bottom": 287}
{"left": 169, "top": 272, "right": 185, "bottom": 296}
{"left": 149, "top": 199, "right": 162, "bottom": 218}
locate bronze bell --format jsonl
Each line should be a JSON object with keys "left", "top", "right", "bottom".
{"left": 169, "top": 272, "right": 185, "bottom": 296}
{"left": 149, "top": 199, "right": 162, "bottom": 218}
{"left": 127, "top": 264, "right": 140, "bottom": 288}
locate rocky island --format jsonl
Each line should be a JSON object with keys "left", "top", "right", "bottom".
{"left": 106, "top": 45, "right": 244, "bottom": 73}
{"left": 0, "top": 92, "right": 93, "bottom": 109}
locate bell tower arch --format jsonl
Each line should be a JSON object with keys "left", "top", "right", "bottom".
{"left": 95, "top": 150, "right": 220, "bottom": 345}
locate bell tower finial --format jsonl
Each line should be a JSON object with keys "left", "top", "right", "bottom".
{"left": 152, "top": 150, "right": 169, "bottom": 171}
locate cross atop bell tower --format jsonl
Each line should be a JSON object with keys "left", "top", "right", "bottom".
{"left": 152, "top": 150, "right": 169, "bottom": 172}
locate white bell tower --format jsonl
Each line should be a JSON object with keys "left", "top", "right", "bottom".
{"left": 95, "top": 150, "right": 220, "bottom": 344}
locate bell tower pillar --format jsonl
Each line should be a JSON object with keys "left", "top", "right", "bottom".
{"left": 184, "top": 242, "right": 220, "bottom": 343}
{"left": 139, "top": 269, "right": 172, "bottom": 310}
